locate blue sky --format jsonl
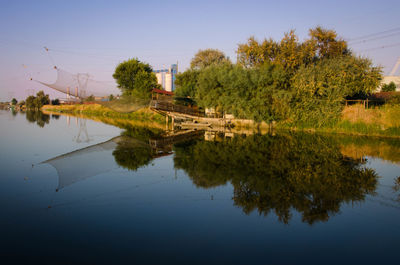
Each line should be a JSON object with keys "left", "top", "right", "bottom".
{"left": 0, "top": 0, "right": 399, "bottom": 100}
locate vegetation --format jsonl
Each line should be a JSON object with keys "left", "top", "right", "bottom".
{"left": 11, "top": 98, "right": 17, "bottom": 105}
{"left": 113, "top": 58, "right": 159, "bottom": 100}
{"left": 25, "top": 91, "right": 50, "bottom": 110}
{"left": 85, "top": 95, "right": 95, "bottom": 102}
{"left": 381, "top": 81, "right": 397, "bottom": 92}
{"left": 42, "top": 104, "right": 165, "bottom": 125}
{"left": 190, "top": 48, "right": 230, "bottom": 69}
{"left": 175, "top": 27, "right": 382, "bottom": 129}
{"left": 51, "top": 99, "right": 60, "bottom": 105}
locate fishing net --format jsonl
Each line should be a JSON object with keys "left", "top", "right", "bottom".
{"left": 36, "top": 68, "right": 116, "bottom": 99}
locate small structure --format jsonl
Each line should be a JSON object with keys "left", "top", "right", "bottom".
{"left": 151, "top": 88, "right": 174, "bottom": 102}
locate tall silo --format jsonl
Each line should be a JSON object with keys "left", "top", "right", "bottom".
{"left": 165, "top": 73, "right": 172, "bottom": 92}
{"left": 156, "top": 72, "right": 163, "bottom": 88}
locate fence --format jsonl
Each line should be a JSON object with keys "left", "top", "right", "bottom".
{"left": 150, "top": 100, "right": 204, "bottom": 117}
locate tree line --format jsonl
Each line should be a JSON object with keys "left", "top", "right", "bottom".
{"left": 175, "top": 27, "right": 382, "bottom": 127}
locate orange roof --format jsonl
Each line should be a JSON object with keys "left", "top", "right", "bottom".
{"left": 152, "top": 88, "right": 174, "bottom": 96}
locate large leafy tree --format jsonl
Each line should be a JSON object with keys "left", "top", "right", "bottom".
{"left": 113, "top": 58, "right": 158, "bottom": 99}
{"left": 291, "top": 56, "right": 382, "bottom": 126}
{"left": 237, "top": 27, "right": 349, "bottom": 69}
{"left": 190, "top": 49, "right": 230, "bottom": 69}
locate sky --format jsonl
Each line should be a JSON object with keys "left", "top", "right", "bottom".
{"left": 0, "top": 0, "right": 399, "bottom": 101}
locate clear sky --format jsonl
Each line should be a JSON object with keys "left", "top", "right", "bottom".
{"left": 0, "top": 0, "right": 399, "bottom": 101}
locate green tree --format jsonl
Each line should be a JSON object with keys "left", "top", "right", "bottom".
{"left": 113, "top": 58, "right": 158, "bottom": 99}
{"left": 308, "top": 26, "right": 349, "bottom": 59}
{"left": 25, "top": 95, "right": 36, "bottom": 109}
{"left": 174, "top": 69, "right": 200, "bottom": 98}
{"left": 11, "top": 98, "right": 17, "bottom": 105}
{"left": 381, "top": 81, "right": 397, "bottom": 92}
{"left": 108, "top": 94, "right": 115, "bottom": 101}
{"left": 85, "top": 95, "right": 95, "bottom": 102}
{"left": 190, "top": 49, "right": 230, "bottom": 69}
{"left": 290, "top": 56, "right": 381, "bottom": 126}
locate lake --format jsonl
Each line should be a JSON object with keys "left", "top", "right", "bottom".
{"left": 0, "top": 109, "right": 399, "bottom": 265}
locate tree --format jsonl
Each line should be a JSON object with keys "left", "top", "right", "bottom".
{"left": 11, "top": 98, "right": 17, "bottom": 105}
{"left": 237, "top": 27, "right": 349, "bottom": 68}
{"left": 290, "top": 56, "right": 382, "bottom": 126}
{"left": 108, "top": 94, "right": 115, "bottom": 101}
{"left": 190, "top": 49, "right": 230, "bottom": 69}
{"left": 174, "top": 69, "right": 200, "bottom": 98}
{"left": 85, "top": 95, "right": 95, "bottom": 102}
{"left": 24, "top": 91, "right": 50, "bottom": 110}
{"left": 308, "top": 26, "right": 349, "bottom": 59}
{"left": 113, "top": 58, "right": 159, "bottom": 99}
{"left": 381, "top": 82, "right": 397, "bottom": 92}
{"left": 51, "top": 99, "right": 60, "bottom": 105}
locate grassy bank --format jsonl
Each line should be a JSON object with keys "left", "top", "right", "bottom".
{"left": 42, "top": 104, "right": 165, "bottom": 128}
{"left": 42, "top": 102, "right": 400, "bottom": 138}
{"left": 278, "top": 104, "right": 400, "bottom": 138}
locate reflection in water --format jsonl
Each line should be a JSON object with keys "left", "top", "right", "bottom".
{"left": 42, "top": 137, "right": 121, "bottom": 190}
{"left": 42, "top": 124, "right": 203, "bottom": 190}
{"left": 38, "top": 114, "right": 386, "bottom": 225}
{"left": 25, "top": 110, "right": 50, "bottom": 127}
{"left": 174, "top": 133, "right": 379, "bottom": 224}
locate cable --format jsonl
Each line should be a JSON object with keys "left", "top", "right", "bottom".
{"left": 358, "top": 42, "right": 400, "bottom": 52}
{"left": 347, "top": 27, "right": 400, "bottom": 42}
{"left": 349, "top": 32, "right": 400, "bottom": 45}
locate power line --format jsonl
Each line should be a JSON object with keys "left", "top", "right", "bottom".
{"left": 347, "top": 27, "right": 400, "bottom": 42}
{"left": 358, "top": 42, "right": 400, "bottom": 52}
{"left": 349, "top": 32, "right": 400, "bottom": 45}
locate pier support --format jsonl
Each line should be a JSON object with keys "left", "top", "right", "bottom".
{"left": 165, "top": 115, "right": 169, "bottom": 131}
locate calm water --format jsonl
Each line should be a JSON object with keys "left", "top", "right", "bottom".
{"left": 1, "top": 110, "right": 399, "bottom": 265}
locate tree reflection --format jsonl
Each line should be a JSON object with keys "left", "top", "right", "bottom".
{"left": 174, "top": 133, "right": 378, "bottom": 225}
{"left": 112, "top": 125, "right": 164, "bottom": 171}
{"left": 25, "top": 110, "right": 50, "bottom": 127}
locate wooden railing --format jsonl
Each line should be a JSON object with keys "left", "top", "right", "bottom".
{"left": 150, "top": 100, "right": 204, "bottom": 117}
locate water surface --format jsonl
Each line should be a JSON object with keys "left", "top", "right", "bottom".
{"left": 1, "top": 110, "right": 399, "bottom": 265}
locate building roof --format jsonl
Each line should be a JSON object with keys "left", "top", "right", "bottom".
{"left": 152, "top": 88, "right": 174, "bottom": 96}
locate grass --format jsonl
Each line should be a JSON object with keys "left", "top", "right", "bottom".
{"left": 276, "top": 104, "right": 400, "bottom": 138}
{"left": 42, "top": 103, "right": 165, "bottom": 126}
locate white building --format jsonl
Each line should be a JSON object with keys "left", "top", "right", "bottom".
{"left": 154, "top": 64, "right": 178, "bottom": 92}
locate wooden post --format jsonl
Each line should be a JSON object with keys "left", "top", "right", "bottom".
{"left": 165, "top": 115, "right": 169, "bottom": 131}
{"left": 171, "top": 116, "right": 174, "bottom": 131}
{"left": 366, "top": 99, "right": 369, "bottom": 109}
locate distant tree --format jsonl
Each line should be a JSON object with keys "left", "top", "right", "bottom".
{"left": 381, "top": 82, "right": 397, "bottom": 92}
{"left": 190, "top": 49, "right": 230, "bottom": 69}
{"left": 24, "top": 91, "right": 49, "bottom": 110}
{"left": 108, "top": 94, "right": 115, "bottom": 101}
{"left": 51, "top": 98, "right": 60, "bottom": 105}
{"left": 11, "top": 98, "right": 17, "bottom": 105}
{"left": 35, "top": 91, "right": 50, "bottom": 107}
{"left": 113, "top": 58, "right": 159, "bottom": 99}
{"left": 85, "top": 95, "right": 95, "bottom": 102}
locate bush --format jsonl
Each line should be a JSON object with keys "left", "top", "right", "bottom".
{"left": 382, "top": 82, "right": 397, "bottom": 92}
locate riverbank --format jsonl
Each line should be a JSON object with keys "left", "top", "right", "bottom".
{"left": 284, "top": 104, "right": 400, "bottom": 138}
{"left": 41, "top": 103, "right": 400, "bottom": 138}
{"left": 42, "top": 104, "right": 165, "bottom": 129}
